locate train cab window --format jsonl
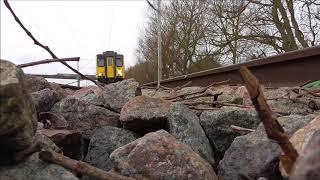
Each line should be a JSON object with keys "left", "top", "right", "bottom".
{"left": 116, "top": 59, "right": 123, "bottom": 67}
{"left": 97, "top": 58, "right": 105, "bottom": 67}
{"left": 107, "top": 57, "right": 113, "bottom": 66}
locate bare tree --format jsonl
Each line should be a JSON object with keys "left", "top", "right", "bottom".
{"left": 208, "top": 0, "right": 319, "bottom": 64}
{"left": 128, "top": 0, "right": 319, "bottom": 83}
{"left": 297, "top": 0, "right": 320, "bottom": 46}
{"left": 130, "top": 0, "right": 220, "bottom": 83}
{"left": 238, "top": 0, "right": 317, "bottom": 52}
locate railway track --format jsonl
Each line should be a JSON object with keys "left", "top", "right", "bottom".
{"left": 143, "top": 46, "right": 320, "bottom": 88}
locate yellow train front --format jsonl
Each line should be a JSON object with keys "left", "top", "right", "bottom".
{"left": 96, "top": 51, "right": 125, "bottom": 84}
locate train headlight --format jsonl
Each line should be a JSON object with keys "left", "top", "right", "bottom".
{"left": 117, "top": 69, "right": 122, "bottom": 76}
{"left": 98, "top": 73, "right": 103, "bottom": 76}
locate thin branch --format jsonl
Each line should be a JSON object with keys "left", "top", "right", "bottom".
{"left": 239, "top": 66, "right": 298, "bottom": 174}
{"left": 188, "top": 106, "right": 220, "bottom": 111}
{"left": 177, "top": 91, "right": 222, "bottom": 102}
{"left": 246, "top": 0, "right": 273, "bottom": 7}
{"left": 310, "top": 88, "right": 320, "bottom": 94}
{"left": 171, "top": 81, "right": 192, "bottom": 92}
{"left": 17, "top": 57, "right": 80, "bottom": 68}
{"left": 159, "top": 85, "right": 173, "bottom": 90}
{"left": 146, "top": 0, "right": 157, "bottom": 12}
{"left": 39, "top": 150, "right": 135, "bottom": 180}
{"left": 230, "top": 125, "right": 255, "bottom": 133}
{"left": 301, "top": 88, "right": 320, "bottom": 97}
{"left": 183, "top": 101, "right": 252, "bottom": 108}
{"left": 3, "top": 0, "right": 103, "bottom": 88}
{"left": 164, "top": 79, "right": 230, "bottom": 100}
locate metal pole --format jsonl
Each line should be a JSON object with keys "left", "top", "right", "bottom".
{"left": 157, "top": 0, "right": 162, "bottom": 88}
{"left": 77, "top": 60, "right": 80, "bottom": 87}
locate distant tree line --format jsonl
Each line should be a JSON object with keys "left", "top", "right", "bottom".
{"left": 126, "top": 0, "right": 320, "bottom": 83}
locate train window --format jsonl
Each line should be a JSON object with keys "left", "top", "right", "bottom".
{"left": 107, "top": 57, "right": 113, "bottom": 66}
{"left": 116, "top": 59, "right": 123, "bottom": 66}
{"left": 97, "top": 58, "right": 105, "bottom": 67}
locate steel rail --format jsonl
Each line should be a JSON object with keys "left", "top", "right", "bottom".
{"left": 143, "top": 46, "right": 320, "bottom": 88}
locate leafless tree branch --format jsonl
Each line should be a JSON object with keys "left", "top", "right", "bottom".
{"left": 3, "top": 0, "right": 103, "bottom": 88}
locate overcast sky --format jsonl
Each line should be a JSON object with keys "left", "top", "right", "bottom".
{"left": 1, "top": 0, "right": 149, "bottom": 85}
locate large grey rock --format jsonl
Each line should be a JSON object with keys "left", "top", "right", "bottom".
{"left": 141, "top": 88, "right": 170, "bottom": 99}
{"left": 78, "top": 91, "right": 103, "bottom": 106}
{"left": 71, "top": 86, "right": 103, "bottom": 106}
{"left": 50, "top": 82, "right": 71, "bottom": 97}
{"left": 175, "top": 86, "right": 203, "bottom": 97}
{"left": 25, "top": 75, "right": 52, "bottom": 92}
{"left": 110, "top": 130, "right": 217, "bottom": 180}
{"left": 167, "top": 103, "right": 216, "bottom": 167}
{"left": 120, "top": 95, "right": 171, "bottom": 134}
{"left": 101, "top": 79, "right": 141, "bottom": 112}
{"left": 218, "top": 114, "right": 316, "bottom": 180}
{"left": 84, "top": 126, "right": 139, "bottom": 178}
{"left": 72, "top": 86, "right": 101, "bottom": 98}
{"left": 51, "top": 97, "right": 119, "bottom": 138}
{"left": 31, "top": 88, "right": 61, "bottom": 114}
{"left": 0, "top": 153, "right": 78, "bottom": 180}
{"left": 25, "top": 75, "right": 68, "bottom": 98}
{"left": 268, "top": 98, "right": 313, "bottom": 115}
{"left": 0, "top": 60, "right": 37, "bottom": 160}
{"left": 216, "top": 86, "right": 244, "bottom": 104}
{"left": 264, "top": 87, "right": 290, "bottom": 100}
{"left": 200, "top": 107, "right": 259, "bottom": 156}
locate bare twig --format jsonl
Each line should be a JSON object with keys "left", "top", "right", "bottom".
{"left": 230, "top": 125, "right": 255, "bottom": 133}
{"left": 183, "top": 101, "right": 252, "bottom": 108}
{"left": 17, "top": 57, "right": 80, "bottom": 68}
{"left": 183, "top": 101, "right": 219, "bottom": 106}
{"left": 301, "top": 88, "right": 320, "bottom": 97}
{"left": 204, "top": 79, "right": 230, "bottom": 88}
{"left": 171, "top": 81, "right": 192, "bottom": 92}
{"left": 164, "top": 79, "right": 230, "bottom": 100}
{"left": 218, "top": 102, "right": 251, "bottom": 108}
{"left": 310, "top": 88, "right": 320, "bottom": 94}
{"left": 159, "top": 85, "right": 172, "bottom": 90}
{"left": 299, "top": 80, "right": 313, "bottom": 87}
{"left": 39, "top": 150, "right": 135, "bottom": 180}
{"left": 174, "top": 91, "right": 222, "bottom": 102}
{"left": 188, "top": 106, "right": 220, "bottom": 111}
{"left": 140, "top": 86, "right": 158, "bottom": 89}
{"left": 239, "top": 66, "right": 298, "bottom": 174}
{"left": 3, "top": 0, "right": 103, "bottom": 88}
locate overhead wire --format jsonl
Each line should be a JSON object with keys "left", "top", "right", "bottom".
{"left": 106, "top": 3, "right": 114, "bottom": 50}
{"left": 79, "top": 59, "right": 94, "bottom": 70}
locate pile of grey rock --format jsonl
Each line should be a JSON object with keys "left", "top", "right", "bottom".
{"left": 1, "top": 59, "right": 319, "bottom": 180}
